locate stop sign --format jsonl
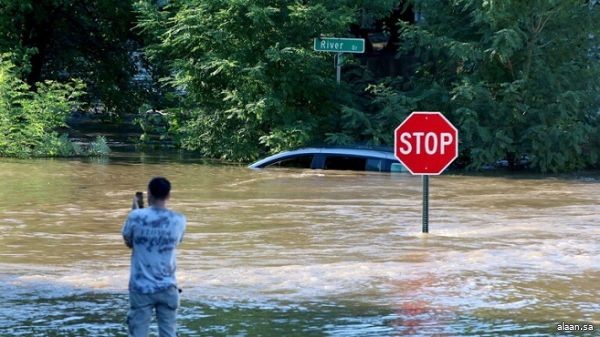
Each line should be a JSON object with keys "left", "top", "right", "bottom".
{"left": 394, "top": 112, "right": 458, "bottom": 175}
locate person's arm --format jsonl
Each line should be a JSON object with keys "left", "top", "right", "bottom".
{"left": 122, "top": 213, "right": 134, "bottom": 249}
{"left": 123, "top": 195, "right": 142, "bottom": 248}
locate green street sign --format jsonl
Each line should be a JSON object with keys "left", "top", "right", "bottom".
{"left": 313, "top": 37, "right": 365, "bottom": 54}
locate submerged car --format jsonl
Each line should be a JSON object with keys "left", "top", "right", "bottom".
{"left": 248, "top": 147, "right": 408, "bottom": 172}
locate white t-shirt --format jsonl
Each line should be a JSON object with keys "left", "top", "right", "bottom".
{"left": 122, "top": 206, "right": 186, "bottom": 294}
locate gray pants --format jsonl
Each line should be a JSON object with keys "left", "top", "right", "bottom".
{"left": 127, "top": 286, "right": 180, "bottom": 337}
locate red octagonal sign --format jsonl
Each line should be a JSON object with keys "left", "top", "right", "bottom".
{"left": 394, "top": 112, "right": 458, "bottom": 175}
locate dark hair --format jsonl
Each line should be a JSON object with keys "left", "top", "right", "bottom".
{"left": 148, "top": 177, "right": 171, "bottom": 200}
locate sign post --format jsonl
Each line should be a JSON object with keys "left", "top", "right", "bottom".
{"left": 314, "top": 37, "right": 365, "bottom": 84}
{"left": 335, "top": 53, "right": 342, "bottom": 84}
{"left": 422, "top": 175, "right": 429, "bottom": 233}
{"left": 394, "top": 112, "right": 458, "bottom": 233}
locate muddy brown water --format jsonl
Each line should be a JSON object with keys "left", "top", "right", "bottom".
{"left": 0, "top": 153, "right": 598, "bottom": 336}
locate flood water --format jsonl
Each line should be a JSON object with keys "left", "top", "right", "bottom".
{"left": 0, "top": 153, "right": 598, "bottom": 336}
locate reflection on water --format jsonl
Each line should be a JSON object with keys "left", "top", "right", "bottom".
{"left": 0, "top": 153, "right": 598, "bottom": 336}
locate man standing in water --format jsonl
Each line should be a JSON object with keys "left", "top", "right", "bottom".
{"left": 122, "top": 177, "right": 186, "bottom": 337}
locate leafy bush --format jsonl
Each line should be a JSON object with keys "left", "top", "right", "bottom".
{"left": 87, "top": 136, "right": 111, "bottom": 156}
{"left": 134, "top": 104, "right": 172, "bottom": 145}
{"left": 0, "top": 56, "right": 109, "bottom": 157}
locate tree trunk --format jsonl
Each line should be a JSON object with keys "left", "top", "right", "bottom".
{"left": 21, "top": 1, "right": 55, "bottom": 88}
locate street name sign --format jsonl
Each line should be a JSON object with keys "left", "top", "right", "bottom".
{"left": 313, "top": 37, "right": 365, "bottom": 54}
{"left": 394, "top": 112, "right": 459, "bottom": 175}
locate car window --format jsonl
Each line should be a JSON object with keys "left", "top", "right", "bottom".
{"left": 365, "top": 158, "right": 383, "bottom": 172}
{"left": 390, "top": 162, "right": 406, "bottom": 173}
{"left": 324, "top": 155, "right": 367, "bottom": 171}
{"left": 267, "top": 155, "right": 314, "bottom": 168}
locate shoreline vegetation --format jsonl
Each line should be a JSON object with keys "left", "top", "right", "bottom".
{"left": 0, "top": 57, "right": 110, "bottom": 158}
{"left": 0, "top": 1, "right": 598, "bottom": 172}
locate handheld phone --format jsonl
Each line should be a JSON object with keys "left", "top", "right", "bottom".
{"left": 135, "top": 192, "right": 144, "bottom": 208}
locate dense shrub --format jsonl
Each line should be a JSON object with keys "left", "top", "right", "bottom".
{"left": 0, "top": 56, "right": 109, "bottom": 157}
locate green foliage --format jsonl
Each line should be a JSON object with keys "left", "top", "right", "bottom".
{"left": 87, "top": 136, "right": 111, "bottom": 156}
{"left": 336, "top": 0, "right": 600, "bottom": 172}
{"left": 133, "top": 104, "right": 175, "bottom": 147}
{"left": 417, "top": 0, "right": 600, "bottom": 172}
{"left": 136, "top": 0, "right": 383, "bottom": 161}
{"left": 0, "top": 56, "right": 109, "bottom": 157}
{"left": 0, "top": 0, "right": 143, "bottom": 114}
{"left": 326, "top": 77, "right": 420, "bottom": 147}
{"left": 2, "top": 0, "right": 596, "bottom": 172}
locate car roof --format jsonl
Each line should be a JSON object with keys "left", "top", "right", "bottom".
{"left": 248, "top": 147, "right": 398, "bottom": 168}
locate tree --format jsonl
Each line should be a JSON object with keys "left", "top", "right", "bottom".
{"left": 404, "top": 0, "right": 599, "bottom": 171}
{"left": 0, "top": 0, "right": 142, "bottom": 114}
{"left": 136, "top": 0, "right": 398, "bottom": 161}
{"left": 333, "top": 1, "right": 600, "bottom": 172}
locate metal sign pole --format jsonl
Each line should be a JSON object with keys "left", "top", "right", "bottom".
{"left": 336, "top": 53, "right": 342, "bottom": 84}
{"left": 422, "top": 175, "right": 429, "bottom": 233}
{"left": 314, "top": 37, "right": 365, "bottom": 84}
